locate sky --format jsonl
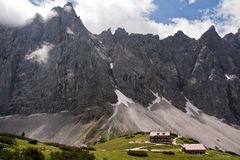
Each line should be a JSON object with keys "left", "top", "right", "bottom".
{"left": 151, "top": 0, "right": 220, "bottom": 23}
{"left": 0, "top": 0, "right": 239, "bottom": 39}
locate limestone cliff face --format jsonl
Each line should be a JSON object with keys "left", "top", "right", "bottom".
{"left": 100, "top": 26, "right": 240, "bottom": 125}
{"left": 0, "top": 3, "right": 116, "bottom": 120}
{"left": 0, "top": 3, "right": 240, "bottom": 125}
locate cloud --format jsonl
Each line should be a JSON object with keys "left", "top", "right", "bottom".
{"left": 213, "top": 0, "right": 240, "bottom": 35}
{"left": 188, "top": 0, "right": 197, "bottom": 4}
{"left": 45, "top": 10, "right": 59, "bottom": 22}
{"left": 0, "top": 0, "right": 66, "bottom": 27}
{"left": 25, "top": 42, "right": 54, "bottom": 64}
{"left": 179, "top": 0, "right": 198, "bottom": 4}
{"left": 72, "top": 0, "right": 214, "bottom": 39}
{"left": 0, "top": 0, "right": 239, "bottom": 39}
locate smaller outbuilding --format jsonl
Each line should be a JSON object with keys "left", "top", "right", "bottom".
{"left": 149, "top": 130, "right": 171, "bottom": 144}
{"left": 181, "top": 144, "right": 206, "bottom": 154}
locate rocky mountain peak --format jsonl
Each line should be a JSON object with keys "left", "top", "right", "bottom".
{"left": 236, "top": 28, "right": 240, "bottom": 38}
{"left": 101, "top": 28, "right": 112, "bottom": 36}
{"left": 175, "top": 30, "right": 184, "bottom": 36}
{"left": 63, "top": 2, "right": 77, "bottom": 15}
{"left": 224, "top": 33, "right": 235, "bottom": 41}
{"left": 65, "top": 2, "right": 74, "bottom": 7}
{"left": 208, "top": 25, "right": 216, "bottom": 31}
{"left": 34, "top": 13, "right": 44, "bottom": 21}
{"left": 199, "top": 25, "right": 222, "bottom": 50}
{"left": 173, "top": 30, "right": 191, "bottom": 40}
{"left": 51, "top": 6, "right": 63, "bottom": 14}
{"left": 30, "top": 13, "right": 44, "bottom": 25}
{"left": 200, "top": 25, "right": 220, "bottom": 39}
{"left": 50, "top": 2, "right": 77, "bottom": 18}
{"left": 114, "top": 28, "right": 128, "bottom": 37}
{"left": 41, "top": 2, "right": 89, "bottom": 43}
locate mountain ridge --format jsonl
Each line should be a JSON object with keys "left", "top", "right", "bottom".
{"left": 0, "top": 2, "right": 240, "bottom": 153}
{"left": 1, "top": 3, "right": 240, "bottom": 124}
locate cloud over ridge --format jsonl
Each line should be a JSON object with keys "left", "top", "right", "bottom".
{"left": 0, "top": 0, "right": 239, "bottom": 39}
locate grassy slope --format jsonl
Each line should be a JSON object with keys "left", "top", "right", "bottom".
{"left": 94, "top": 133, "right": 152, "bottom": 150}
{"left": 1, "top": 133, "right": 240, "bottom": 160}
{"left": 16, "top": 139, "right": 61, "bottom": 159}
{"left": 93, "top": 150, "right": 240, "bottom": 160}
{"left": 0, "top": 136, "right": 60, "bottom": 160}
{"left": 93, "top": 133, "right": 240, "bottom": 160}
{"left": 176, "top": 137, "right": 199, "bottom": 144}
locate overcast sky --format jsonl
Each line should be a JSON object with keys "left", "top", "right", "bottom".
{"left": 0, "top": 0, "right": 239, "bottom": 39}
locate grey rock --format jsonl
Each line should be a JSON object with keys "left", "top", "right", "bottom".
{"left": 0, "top": 3, "right": 240, "bottom": 126}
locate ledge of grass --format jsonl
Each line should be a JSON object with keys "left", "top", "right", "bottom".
{"left": 176, "top": 137, "right": 199, "bottom": 144}
{"left": 94, "top": 133, "right": 152, "bottom": 150}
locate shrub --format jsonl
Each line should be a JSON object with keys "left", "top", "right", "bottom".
{"left": 127, "top": 150, "right": 148, "bottom": 157}
{"left": 177, "top": 137, "right": 199, "bottom": 144}
{"left": 98, "top": 137, "right": 107, "bottom": 143}
{"left": 21, "top": 132, "right": 25, "bottom": 137}
{"left": 50, "top": 150, "right": 95, "bottom": 160}
{"left": 0, "top": 133, "right": 29, "bottom": 141}
{"left": 81, "top": 146, "right": 96, "bottom": 151}
{"left": 45, "top": 142, "right": 64, "bottom": 148}
{"left": 22, "top": 148, "right": 44, "bottom": 160}
{"left": 0, "top": 136, "right": 15, "bottom": 145}
{"left": 188, "top": 138, "right": 199, "bottom": 143}
{"left": 45, "top": 142, "right": 83, "bottom": 152}
{"left": 225, "top": 151, "right": 239, "bottom": 156}
{"left": 125, "top": 135, "right": 135, "bottom": 139}
{"left": 0, "top": 133, "right": 16, "bottom": 138}
{"left": 59, "top": 145, "right": 82, "bottom": 152}
{"left": 214, "top": 146, "right": 223, "bottom": 152}
{"left": 28, "top": 139, "right": 38, "bottom": 145}
{"left": 0, "top": 148, "right": 44, "bottom": 160}
{"left": 103, "top": 158, "right": 108, "bottom": 160}
{"left": 134, "top": 132, "right": 145, "bottom": 135}
{"left": 59, "top": 145, "right": 75, "bottom": 151}
{"left": 0, "top": 144, "right": 4, "bottom": 150}
{"left": 162, "top": 151, "right": 175, "bottom": 155}
{"left": 0, "top": 149, "right": 22, "bottom": 160}
{"left": 171, "top": 133, "right": 178, "bottom": 139}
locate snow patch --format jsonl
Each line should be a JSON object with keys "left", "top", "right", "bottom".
{"left": 101, "top": 103, "right": 120, "bottom": 130}
{"left": 28, "top": 113, "right": 46, "bottom": 118}
{"left": 148, "top": 90, "right": 172, "bottom": 111}
{"left": 0, "top": 115, "right": 14, "bottom": 120}
{"left": 66, "top": 27, "right": 74, "bottom": 35}
{"left": 114, "top": 89, "right": 134, "bottom": 107}
{"left": 148, "top": 91, "right": 161, "bottom": 110}
{"left": 208, "top": 73, "right": 215, "bottom": 80}
{"left": 110, "top": 63, "right": 113, "bottom": 69}
{"left": 185, "top": 97, "right": 200, "bottom": 117}
{"left": 95, "top": 47, "right": 108, "bottom": 60}
{"left": 162, "top": 97, "right": 172, "bottom": 105}
{"left": 150, "top": 59, "right": 153, "bottom": 64}
{"left": 219, "top": 118, "right": 225, "bottom": 122}
{"left": 225, "top": 74, "right": 237, "bottom": 80}
{"left": 25, "top": 42, "right": 54, "bottom": 64}
{"left": 61, "top": 110, "right": 69, "bottom": 113}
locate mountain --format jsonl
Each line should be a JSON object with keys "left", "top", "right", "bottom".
{"left": 0, "top": 3, "right": 240, "bottom": 153}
